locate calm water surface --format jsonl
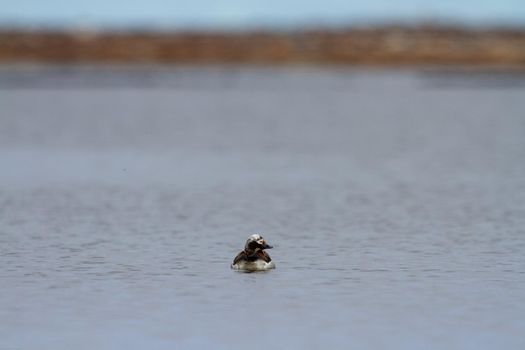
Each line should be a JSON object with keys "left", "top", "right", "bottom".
{"left": 1, "top": 66, "right": 525, "bottom": 349}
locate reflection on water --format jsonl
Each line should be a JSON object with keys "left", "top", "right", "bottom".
{"left": 419, "top": 69, "right": 525, "bottom": 88}
{"left": 1, "top": 66, "right": 525, "bottom": 349}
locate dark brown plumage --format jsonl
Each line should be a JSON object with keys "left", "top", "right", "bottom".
{"left": 231, "top": 234, "right": 275, "bottom": 271}
{"left": 232, "top": 250, "right": 272, "bottom": 265}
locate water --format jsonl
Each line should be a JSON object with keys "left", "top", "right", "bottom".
{"left": 1, "top": 66, "right": 525, "bottom": 349}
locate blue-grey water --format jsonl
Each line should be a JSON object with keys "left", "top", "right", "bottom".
{"left": 1, "top": 66, "right": 525, "bottom": 349}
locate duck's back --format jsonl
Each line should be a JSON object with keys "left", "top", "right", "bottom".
{"left": 231, "top": 251, "right": 275, "bottom": 271}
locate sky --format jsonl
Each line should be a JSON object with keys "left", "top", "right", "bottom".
{"left": 1, "top": 0, "right": 524, "bottom": 28}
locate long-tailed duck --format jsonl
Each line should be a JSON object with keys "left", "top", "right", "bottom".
{"left": 231, "top": 234, "right": 275, "bottom": 271}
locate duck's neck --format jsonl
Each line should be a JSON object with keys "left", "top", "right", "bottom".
{"left": 244, "top": 248, "right": 259, "bottom": 257}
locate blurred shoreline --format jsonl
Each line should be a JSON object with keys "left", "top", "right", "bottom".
{"left": 1, "top": 26, "right": 525, "bottom": 67}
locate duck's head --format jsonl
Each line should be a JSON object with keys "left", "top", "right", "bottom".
{"left": 245, "top": 234, "right": 273, "bottom": 252}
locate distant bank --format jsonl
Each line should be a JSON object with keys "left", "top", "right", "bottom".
{"left": 1, "top": 26, "right": 525, "bottom": 66}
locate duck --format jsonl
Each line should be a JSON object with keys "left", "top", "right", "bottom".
{"left": 231, "top": 234, "right": 275, "bottom": 271}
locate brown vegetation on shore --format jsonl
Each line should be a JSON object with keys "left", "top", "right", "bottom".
{"left": 1, "top": 27, "right": 525, "bottom": 66}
